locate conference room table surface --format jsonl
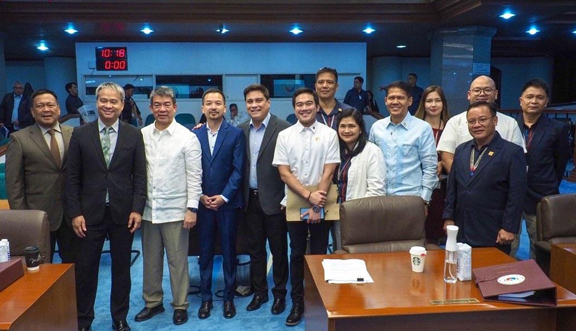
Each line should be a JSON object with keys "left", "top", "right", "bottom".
{"left": 0, "top": 263, "right": 77, "bottom": 331}
{"left": 304, "top": 248, "right": 576, "bottom": 331}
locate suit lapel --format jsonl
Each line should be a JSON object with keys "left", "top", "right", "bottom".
{"left": 210, "top": 121, "right": 229, "bottom": 164}
{"left": 468, "top": 135, "right": 502, "bottom": 186}
{"left": 28, "top": 124, "right": 57, "bottom": 167}
{"left": 89, "top": 121, "right": 108, "bottom": 169}
{"left": 258, "top": 116, "right": 277, "bottom": 161}
{"left": 197, "top": 125, "right": 211, "bottom": 162}
{"left": 527, "top": 116, "right": 548, "bottom": 153}
{"left": 61, "top": 125, "right": 73, "bottom": 165}
{"left": 242, "top": 123, "right": 250, "bottom": 159}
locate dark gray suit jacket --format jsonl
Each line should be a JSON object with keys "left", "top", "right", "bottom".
{"left": 239, "top": 114, "right": 290, "bottom": 215}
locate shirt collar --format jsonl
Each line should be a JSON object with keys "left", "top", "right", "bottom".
{"left": 98, "top": 118, "right": 119, "bottom": 133}
{"left": 319, "top": 99, "right": 345, "bottom": 117}
{"left": 207, "top": 121, "right": 223, "bottom": 133}
{"left": 153, "top": 119, "right": 178, "bottom": 135}
{"left": 250, "top": 112, "right": 271, "bottom": 130}
{"left": 38, "top": 122, "right": 61, "bottom": 135}
{"left": 385, "top": 111, "right": 412, "bottom": 130}
{"left": 295, "top": 120, "right": 318, "bottom": 133}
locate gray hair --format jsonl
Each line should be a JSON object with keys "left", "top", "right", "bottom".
{"left": 149, "top": 86, "right": 176, "bottom": 105}
{"left": 96, "top": 82, "right": 125, "bottom": 101}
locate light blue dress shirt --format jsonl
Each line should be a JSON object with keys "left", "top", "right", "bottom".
{"left": 12, "top": 94, "right": 22, "bottom": 129}
{"left": 369, "top": 112, "right": 438, "bottom": 202}
{"left": 248, "top": 113, "right": 271, "bottom": 189}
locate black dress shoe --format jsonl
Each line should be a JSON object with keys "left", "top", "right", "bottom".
{"left": 271, "top": 298, "right": 286, "bottom": 315}
{"left": 173, "top": 309, "right": 188, "bottom": 325}
{"left": 246, "top": 294, "right": 269, "bottom": 311}
{"left": 223, "top": 300, "right": 236, "bottom": 319}
{"left": 198, "top": 301, "right": 213, "bottom": 319}
{"left": 285, "top": 303, "right": 304, "bottom": 326}
{"left": 134, "top": 305, "right": 165, "bottom": 322}
{"left": 112, "top": 319, "right": 131, "bottom": 331}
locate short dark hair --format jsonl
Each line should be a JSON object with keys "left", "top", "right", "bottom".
{"left": 123, "top": 83, "right": 135, "bottom": 90}
{"left": 408, "top": 73, "right": 418, "bottom": 79}
{"left": 385, "top": 80, "right": 412, "bottom": 98}
{"left": 467, "top": 100, "right": 497, "bottom": 117}
{"left": 30, "top": 89, "right": 59, "bottom": 106}
{"left": 316, "top": 67, "right": 339, "bottom": 83}
{"left": 337, "top": 108, "right": 367, "bottom": 159}
{"left": 202, "top": 88, "right": 226, "bottom": 105}
{"left": 65, "top": 82, "right": 77, "bottom": 93}
{"left": 243, "top": 84, "right": 270, "bottom": 100}
{"left": 292, "top": 87, "right": 319, "bottom": 108}
{"left": 354, "top": 76, "right": 364, "bottom": 84}
{"left": 230, "top": 103, "right": 238, "bottom": 109}
{"left": 521, "top": 78, "right": 549, "bottom": 97}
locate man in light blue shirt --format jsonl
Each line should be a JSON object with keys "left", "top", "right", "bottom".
{"left": 369, "top": 81, "right": 438, "bottom": 205}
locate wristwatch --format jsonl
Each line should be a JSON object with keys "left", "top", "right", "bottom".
{"left": 188, "top": 207, "right": 198, "bottom": 213}
{"left": 312, "top": 205, "right": 321, "bottom": 213}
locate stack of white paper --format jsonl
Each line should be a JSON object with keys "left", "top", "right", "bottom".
{"left": 322, "top": 259, "right": 374, "bottom": 284}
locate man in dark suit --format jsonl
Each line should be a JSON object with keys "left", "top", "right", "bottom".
{"left": 511, "top": 79, "right": 570, "bottom": 258}
{"left": 121, "top": 84, "right": 143, "bottom": 126}
{"left": 66, "top": 82, "right": 147, "bottom": 331}
{"left": 239, "top": 84, "right": 290, "bottom": 315}
{"left": 194, "top": 88, "right": 245, "bottom": 320}
{"left": 0, "top": 81, "right": 34, "bottom": 133}
{"left": 6, "top": 89, "right": 77, "bottom": 263}
{"left": 443, "top": 101, "right": 527, "bottom": 254}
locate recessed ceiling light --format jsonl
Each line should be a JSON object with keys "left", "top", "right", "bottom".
{"left": 141, "top": 27, "right": 154, "bottom": 35}
{"left": 37, "top": 42, "right": 49, "bottom": 51}
{"left": 499, "top": 11, "right": 515, "bottom": 20}
{"left": 290, "top": 27, "right": 303, "bottom": 35}
{"left": 396, "top": 45, "right": 407, "bottom": 49}
{"left": 526, "top": 27, "right": 540, "bottom": 35}
{"left": 216, "top": 24, "right": 229, "bottom": 34}
{"left": 363, "top": 27, "right": 375, "bottom": 34}
{"left": 573, "top": 29, "right": 576, "bottom": 35}
{"left": 65, "top": 27, "right": 78, "bottom": 35}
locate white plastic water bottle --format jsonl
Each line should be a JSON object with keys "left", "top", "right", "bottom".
{"left": 0, "top": 239, "right": 9, "bottom": 262}
{"left": 444, "top": 226, "right": 459, "bottom": 284}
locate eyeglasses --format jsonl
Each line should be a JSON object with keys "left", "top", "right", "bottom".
{"left": 467, "top": 116, "right": 494, "bottom": 125}
{"left": 470, "top": 88, "right": 495, "bottom": 96}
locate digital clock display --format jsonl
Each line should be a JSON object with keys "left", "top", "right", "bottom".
{"left": 96, "top": 47, "right": 128, "bottom": 71}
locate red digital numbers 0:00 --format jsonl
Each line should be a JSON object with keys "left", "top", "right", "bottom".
{"left": 104, "top": 60, "right": 127, "bottom": 70}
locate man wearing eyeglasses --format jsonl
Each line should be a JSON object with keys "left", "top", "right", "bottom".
{"left": 443, "top": 101, "right": 526, "bottom": 254}
{"left": 437, "top": 75, "right": 525, "bottom": 174}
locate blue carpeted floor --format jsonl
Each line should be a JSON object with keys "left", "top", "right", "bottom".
{"left": 54, "top": 179, "right": 576, "bottom": 330}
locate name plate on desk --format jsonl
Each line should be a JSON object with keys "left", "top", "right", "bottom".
{"left": 430, "top": 298, "right": 480, "bottom": 305}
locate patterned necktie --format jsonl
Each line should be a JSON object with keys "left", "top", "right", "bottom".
{"left": 102, "top": 127, "right": 112, "bottom": 166}
{"left": 48, "top": 129, "right": 62, "bottom": 168}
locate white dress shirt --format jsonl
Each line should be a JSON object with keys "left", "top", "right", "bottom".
{"left": 273, "top": 121, "right": 340, "bottom": 205}
{"left": 142, "top": 120, "right": 203, "bottom": 223}
{"left": 437, "top": 111, "right": 526, "bottom": 154}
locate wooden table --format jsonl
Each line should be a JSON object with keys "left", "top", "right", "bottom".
{"left": 305, "top": 248, "right": 576, "bottom": 331}
{"left": 0, "top": 264, "right": 77, "bottom": 331}
{"left": 551, "top": 243, "right": 576, "bottom": 294}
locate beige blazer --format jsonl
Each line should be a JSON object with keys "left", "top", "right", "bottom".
{"left": 5, "top": 123, "right": 72, "bottom": 231}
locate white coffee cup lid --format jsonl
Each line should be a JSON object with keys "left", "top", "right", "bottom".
{"left": 409, "top": 246, "right": 426, "bottom": 255}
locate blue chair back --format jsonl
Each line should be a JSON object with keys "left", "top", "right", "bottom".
{"left": 286, "top": 114, "right": 297, "bottom": 125}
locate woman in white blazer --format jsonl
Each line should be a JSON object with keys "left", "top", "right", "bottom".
{"left": 333, "top": 108, "right": 386, "bottom": 249}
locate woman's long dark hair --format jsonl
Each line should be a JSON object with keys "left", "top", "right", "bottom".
{"left": 336, "top": 108, "right": 367, "bottom": 160}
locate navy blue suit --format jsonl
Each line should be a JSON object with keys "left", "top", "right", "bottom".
{"left": 194, "top": 120, "right": 246, "bottom": 301}
{"left": 519, "top": 115, "right": 570, "bottom": 215}
{"left": 443, "top": 132, "right": 527, "bottom": 253}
